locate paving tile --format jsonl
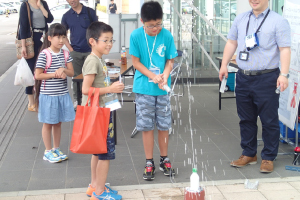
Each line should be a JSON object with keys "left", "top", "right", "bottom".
{"left": 3, "top": 145, "right": 38, "bottom": 161}
{"left": 33, "top": 159, "right": 68, "bottom": 170}
{"left": 65, "top": 193, "right": 90, "bottom": 200}
{"left": 0, "top": 197, "right": 25, "bottom": 200}
{"left": 118, "top": 190, "right": 144, "bottom": 199}
{"left": 0, "top": 181, "right": 28, "bottom": 192}
{"left": 65, "top": 177, "right": 90, "bottom": 188}
{"left": 289, "top": 181, "right": 300, "bottom": 190}
{"left": 222, "top": 191, "right": 267, "bottom": 200}
{"left": 25, "top": 194, "right": 64, "bottom": 200}
{"left": 144, "top": 196, "right": 184, "bottom": 200}
{"left": 0, "top": 170, "right": 32, "bottom": 183}
{"left": 142, "top": 188, "right": 182, "bottom": 198}
{"left": 0, "top": 160, "right": 34, "bottom": 171}
{"left": 204, "top": 194, "right": 226, "bottom": 200}
{"left": 202, "top": 186, "right": 222, "bottom": 195}
{"left": 258, "top": 182, "right": 296, "bottom": 191}
{"left": 66, "top": 167, "right": 91, "bottom": 179}
{"left": 260, "top": 189, "right": 300, "bottom": 200}
{"left": 27, "top": 179, "right": 65, "bottom": 190}
{"left": 66, "top": 155, "right": 92, "bottom": 168}
{"left": 217, "top": 184, "right": 257, "bottom": 193}
{"left": 30, "top": 168, "right": 66, "bottom": 181}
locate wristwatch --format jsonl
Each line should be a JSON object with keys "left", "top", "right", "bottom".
{"left": 280, "top": 72, "right": 289, "bottom": 78}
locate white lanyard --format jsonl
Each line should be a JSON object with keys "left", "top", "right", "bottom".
{"left": 48, "top": 48, "right": 65, "bottom": 68}
{"left": 91, "top": 52, "right": 109, "bottom": 79}
{"left": 144, "top": 27, "right": 157, "bottom": 67}
{"left": 91, "top": 52, "right": 123, "bottom": 104}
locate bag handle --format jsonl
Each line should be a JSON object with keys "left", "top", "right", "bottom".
{"left": 85, "top": 87, "right": 100, "bottom": 107}
{"left": 16, "top": 2, "right": 33, "bottom": 40}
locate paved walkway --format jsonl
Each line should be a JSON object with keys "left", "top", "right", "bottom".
{"left": 1, "top": 59, "right": 300, "bottom": 199}
{"left": 1, "top": 177, "right": 300, "bottom": 199}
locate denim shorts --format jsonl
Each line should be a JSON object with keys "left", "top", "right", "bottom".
{"left": 94, "top": 113, "right": 115, "bottom": 160}
{"left": 38, "top": 93, "right": 75, "bottom": 124}
{"left": 135, "top": 93, "right": 171, "bottom": 131}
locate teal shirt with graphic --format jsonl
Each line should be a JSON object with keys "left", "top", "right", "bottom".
{"left": 129, "top": 27, "right": 178, "bottom": 96}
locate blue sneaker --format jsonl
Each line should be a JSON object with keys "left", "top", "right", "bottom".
{"left": 105, "top": 185, "right": 118, "bottom": 194}
{"left": 43, "top": 150, "right": 62, "bottom": 163}
{"left": 53, "top": 148, "right": 68, "bottom": 161}
{"left": 91, "top": 191, "right": 122, "bottom": 200}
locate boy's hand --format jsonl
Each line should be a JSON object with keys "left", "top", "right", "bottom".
{"left": 158, "top": 73, "right": 169, "bottom": 90}
{"left": 110, "top": 82, "right": 124, "bottom": 93}
{"left": 152, "top": 74, "right": 164, "bottom": 84}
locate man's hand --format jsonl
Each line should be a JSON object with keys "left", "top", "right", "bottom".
{"left": 277, "top": 75, "right": 289, "bottom": 92}
{"left": 152, "top": 74, "right": 164, "bottom": 84}
{"left": 219, "top": 65, "right": 228, "bottom": 81}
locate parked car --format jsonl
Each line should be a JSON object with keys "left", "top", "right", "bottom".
{"left": 0, "top": 4, "right": 6, "bottom": 15}
{"left": 182, "top": 2, "right": 193, "bottom": 14}
{"left": 0, "top": 3, "right": 15, "bottom": 13}
{"left": 9, "top": 1, "right": 21, "bottom": 13}
{"left": 50, "top": 1, "right": 87, "bottom": 23}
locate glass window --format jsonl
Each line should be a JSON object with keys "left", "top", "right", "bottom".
{"left": 272, "top": 0, "right": 285, "bottom": 15}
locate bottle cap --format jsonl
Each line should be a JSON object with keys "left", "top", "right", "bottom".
{"left": 192, "top": 168, "right": 197, "bottom": 173}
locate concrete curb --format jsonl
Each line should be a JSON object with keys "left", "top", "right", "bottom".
{"left": 1, "top": 176, "right": 300, "bottom": 197}
{"left": 0, "top": 59, "right": 19, "bottom": 83}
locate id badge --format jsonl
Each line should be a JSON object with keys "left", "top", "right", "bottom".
{"left": 148, "top": 64, "right": 160, "bottom": 82}
{"left": 239, "top": 51, "right": 249, "bottom": 61}
{"left": 103, "top": 93, "right": 121, "bottom": 111}
{"left": 245, "top": 33, "right": 259, "bottom": 51}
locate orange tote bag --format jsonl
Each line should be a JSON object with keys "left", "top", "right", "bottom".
{"left": 70, "top": 88, "right": 111, "bottom": 154}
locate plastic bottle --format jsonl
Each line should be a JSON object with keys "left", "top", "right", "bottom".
{"left": 121, "top": 46, "right": 127, "bottom": 67}
{"left": 190, "top": 168, "right": 199, "bottom": 192}
{"left": 163, "top": 85, "right": 174, "bottom": 95}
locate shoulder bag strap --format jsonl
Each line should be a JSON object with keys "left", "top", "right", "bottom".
{"left": 25, "top": 2, "right": 33, "bottom": 38}
{"left": 16, "top": 2, "right": 33, "bottom": 39}
{"left": 87, "top": 7, "right": 93, "bottom": 23}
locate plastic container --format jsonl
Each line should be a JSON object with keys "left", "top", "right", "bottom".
{"left": 279, "top": 121, "right": 300, "bottom": 143}
{"left": 163, "top": 85, "right": 174, "bottom": 95}
{"left": 121, "top": 46, "right": 127, "bottom": 67}
{"left": 190, "top": 168, "right": 199, "bottom": 192}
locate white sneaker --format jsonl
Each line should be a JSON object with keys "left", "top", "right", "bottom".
{"left": 73, "top": 101, "right": 78, "bottom": 110}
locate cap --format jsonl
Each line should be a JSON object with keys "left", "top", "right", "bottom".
{"left": 192, "top": 168, "right": 197, "bottom": 173}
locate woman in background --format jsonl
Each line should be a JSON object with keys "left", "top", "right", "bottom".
{"left": 18, "top": 0, "right": 53, "bottom": 111}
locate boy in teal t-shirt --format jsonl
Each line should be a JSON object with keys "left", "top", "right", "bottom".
{"left": 129, "top": 1, "right": 178, "bottom": 181}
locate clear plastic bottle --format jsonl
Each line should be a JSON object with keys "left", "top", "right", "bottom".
{"left": 121, "top": 46, "right": 127, "bottom": 67}
{"left": 190, "top": 168, "right": 199, "bottom": 192}
{"left": 163, "top": 85, "right": 174, "bottom": 95}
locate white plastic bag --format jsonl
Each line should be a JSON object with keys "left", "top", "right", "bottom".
{"left": 14, "top": 57, "right": 34, "bottom": 87}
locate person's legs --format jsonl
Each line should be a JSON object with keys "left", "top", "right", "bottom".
{"left": 254, "top": 70, "right": 280, "bottom": 161}
{"left": 91, "top": 155, "right": 98, "bottom": 188}
{"left": 235, "top": 71, "right": 258, "bottom": 157}
{"left": 52, "top": 122, "right": 62, "bottom": 148}
{"left": 143, "top": 130, "right": 154, "bottom": 159}
{"left": 70, "top": 51, "right": 86, "bottom": 102}
{"left": 42, "top": 123, "right": 52, "bottom": 150}
{"left": 158, "top": 130, "right": 169, "bottom": 156}
{"left": 94, "top": 160, "right": 110, "bottom": 195}
{"left": 135, "top": 94, "right": 156, "bottom": 180}
{"left": 156, "top": 95, "right": 174, "bottom": 176}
